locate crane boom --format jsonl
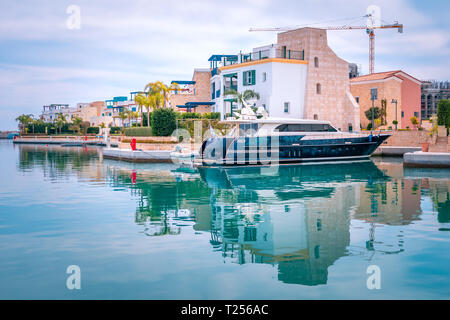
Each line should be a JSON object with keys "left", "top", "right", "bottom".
{"left": 249, "top": 23, "right": 403, "bottom": 73}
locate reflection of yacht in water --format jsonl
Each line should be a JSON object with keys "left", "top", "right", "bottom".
{"left": 200, "top": 162, "right": 389, "bottom": 286}
{"left": 199, "top": 118, "right": 390, "bottom": 166}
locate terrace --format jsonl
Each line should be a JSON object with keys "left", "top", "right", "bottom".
{"left": 208, "top": 45, "right": 305, "bottom": 77}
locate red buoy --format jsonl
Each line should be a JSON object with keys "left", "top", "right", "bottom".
{"left": 130, "top": 138, "right": 137, "bottom": 151}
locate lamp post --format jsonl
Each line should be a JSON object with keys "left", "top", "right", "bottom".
{"left": 391, "top": 99, "right": 398, "bottom": 130}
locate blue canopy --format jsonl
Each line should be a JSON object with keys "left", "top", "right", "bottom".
{"left": 171, "top": 80, "right": 196, "bottom": 85}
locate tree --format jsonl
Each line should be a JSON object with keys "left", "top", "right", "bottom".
{"left": 144, "top": 81, "right": 179, "bottom": 109}
{"left": 152, "top": 108, "right": 176, "bottom": 136}
{"left": 392, "top": 120, "right": 398, "bottom": 130}
{"left": 365, "top": 107, "right": 381, "bottom": 121}
{"left": 80, "top": 121, "right": 90, "bottom": 134}
{"left": 134, "top": 93, "right": 146, "bottom": 127}
{"left": 118, "top": 111, "right": 128, "bottom": 127}
{"left": 410, "top": 116, "right": 419, "bottom": 128}
{"left": 70, "top": 116, "right": 83, "bottom": 135}
{"left": 437, "top": 99, "right": 450, "bottom": 127}
{"left": 55, "top": 113, "right": 67, "bottom": 134}
{"left": 223, "top": 89, "right": 260, "bottom": 109}
{"left": 15, "top": 114, "right": 34, "bottom": 134}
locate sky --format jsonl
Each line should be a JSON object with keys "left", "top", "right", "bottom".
{"left": 0, "top": 0, "right": 449, "bottom": 130}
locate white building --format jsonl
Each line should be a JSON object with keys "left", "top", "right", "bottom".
{"left": 209, "top": 44, "right": 308, "bottom": 120}
{"left": 41, "top": 104, "right": 78, "bottom": 122}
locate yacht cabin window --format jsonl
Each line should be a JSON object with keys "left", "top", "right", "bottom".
{"left": 275, "top": 123, "right": 337, "bottom": 132}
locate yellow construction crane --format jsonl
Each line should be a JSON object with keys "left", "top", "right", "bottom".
{"left": 249, "top": 14, "right": 403, "bottom": 74}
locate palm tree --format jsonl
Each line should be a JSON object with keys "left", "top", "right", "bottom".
{"left": 70, "top": 116, "right": 83, "bottom": 135}
{"left": 118, "top": 111, "right": 128, "bottom": 127}
{"left": 55, "top": 113, "right": 66, "bottom": 134}
{"left": 126, "top": 109, "right": 134, "bottom": 126}
{"left": 134, "top": 93, "right": 146, "bottom": 127}
{"left": 15, "top": 114, "right": 34, "bottom": 134}
{"left": 223, "top": 89, "right": 260, "bottom": 108}
{"left": 144, "top": 81, "right": 179, "bottom": 109}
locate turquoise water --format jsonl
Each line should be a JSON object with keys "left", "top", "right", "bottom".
{"left": 0, "top": 140, "right": 449, "bottom": 299}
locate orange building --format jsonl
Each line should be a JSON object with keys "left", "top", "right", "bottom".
{"left": 350, "top": 70, "right": 422, "bottom": 129}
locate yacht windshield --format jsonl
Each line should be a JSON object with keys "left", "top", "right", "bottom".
{"left": 239, "top": 123, "right": 259, "bottom": 136}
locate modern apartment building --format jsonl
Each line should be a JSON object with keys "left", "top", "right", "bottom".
{"left": 41, "top": 104, "right": 76, "bottom": 122}
{"left": 421, "top": 81, "right": 450, "bottom": 119}
{"left": 210, "top": 45, "right": 308, "bottom": 119}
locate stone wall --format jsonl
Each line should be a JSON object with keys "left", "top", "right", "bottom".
{"left": 169, "top": 69, "right": 212, "bottom": 113}
{"left": 277, "top": 28, "right": 360, "bottom": 132}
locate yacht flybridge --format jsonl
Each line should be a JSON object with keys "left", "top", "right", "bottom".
{"left": 198, "top": 116, "right": 390, "bottom": 167}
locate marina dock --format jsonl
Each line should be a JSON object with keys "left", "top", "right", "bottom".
{"left": 103, "top": 147, "right": 172, "bottom": 163}
{"left": 404, "top": 151, "right": 450, "bottom": 168}
{"left": 12, "top": 136, "right": 118, "bottom": 147}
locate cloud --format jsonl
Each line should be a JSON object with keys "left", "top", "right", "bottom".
{"left": 0, "top": 0, "right": 449, "bottom": 129}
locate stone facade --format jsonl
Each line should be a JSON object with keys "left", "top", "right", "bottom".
{"left": 351, "top": 77, "right": 402, "bottom": 129}
{"left": 169, "top": 69, "right": 212, "bottom": 113}
{"left": 277, "top": 28, "right": 360, "bottom": 132}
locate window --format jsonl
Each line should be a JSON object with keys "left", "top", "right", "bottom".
{"left": 276, "top": 123, "right": 337, "bottom": 132}
{"left": 281, "top": 46, "right": 287, "bottom": 58}
{"left": 414, "top": 112, "right": 419, "bottom": 117}
{"left": 284, "top": 102, "right": 290, "bottom": 113}
{"left": 355, "top": 96, "right": 359, "bottom": 103}
{"left": 348, "top": 123, "right": 353, "bottom": 132}
{"left": 314, "top": 57, "right": 319, "bottom": 68}
{"left": 316, "top": 83, "right": 321, "bottom": 94}
{"left": 313, "top": 114, "right": 318, "bottom": 120}
{"left": 211, "top": 82, "right": 215, "bottom": 99}
{"left": 243, "top": 70, "right": 255, "bottom": 86}
{"left": 262, "top": 72, "right": 267, "bottom": 82}
{"left": 238, "top": 123, "right": 258, "bottom": 136}
{"left": 401, "top": 111, "right": 404, "bottom": 118}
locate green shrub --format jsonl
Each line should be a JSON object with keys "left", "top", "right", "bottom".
{"left": 364, "top": 107, "right": 380, "bottom": 121}
{"left": 143, "top": 112, "right": 152, "bottom": 127}
{"left": 110, "top": 127, "right": 121, "bottom": 134}
{"left": 124, "top": 127, "right": 153, "bottom": 136}
{"left": 86, "top": 127, "right": 99, "bottom": 134}
{"left": 181, "top": 112, "right": 201, "bottom": 119}
{"left": 366, "top": 123, "right": 372, "bottom": 130}
{"left": 202, "top": 112, "right": 221, "bottom": 120}
{"left": 437, "top": 99, "right": 450, "bottom": 127}
{"left": 152, "top": 108, "right": 176, "bottom": 136}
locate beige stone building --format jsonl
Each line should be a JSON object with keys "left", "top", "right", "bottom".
{"left": 276, "top": 28, "right": 360, "bottom": 132}
{"left": 168, "top": 69, "right": 212, "bottom": 113}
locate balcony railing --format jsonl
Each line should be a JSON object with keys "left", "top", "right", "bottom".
{"left": 241, "top": 48, "right": 304, "bottom": 63}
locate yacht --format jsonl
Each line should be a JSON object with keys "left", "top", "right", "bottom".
{"left": 198, "top": 117, "right": 390, "bottom": 167}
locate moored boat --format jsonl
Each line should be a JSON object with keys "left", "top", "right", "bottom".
{"left": 198, "top": 117, "right": 390, "bottom": 166}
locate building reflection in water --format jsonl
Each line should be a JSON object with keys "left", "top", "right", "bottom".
{"left": 16, "top": 144, "right": 449, "bottom": 286}
{"left": 199, "top": 162, "right": 389, "bottom": 286}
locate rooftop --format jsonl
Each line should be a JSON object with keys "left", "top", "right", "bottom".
{"left": 350, "top": 70, "right": 422, "bottom": 84}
